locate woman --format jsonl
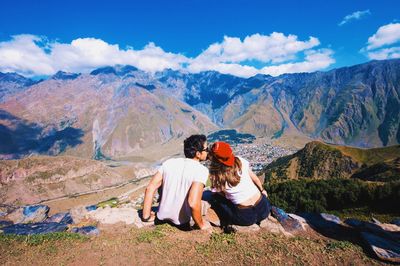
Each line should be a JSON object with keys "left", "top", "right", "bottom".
{"left": 208, "top": 141, "right": 271, "bottom": 227}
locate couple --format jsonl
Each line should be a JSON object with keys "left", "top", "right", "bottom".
{"left": 141, "top": 134, "right": 271, "bottom": 230}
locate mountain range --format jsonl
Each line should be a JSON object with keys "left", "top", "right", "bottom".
{"left": 1, "top": 59, "right": 400, "bottom": 160}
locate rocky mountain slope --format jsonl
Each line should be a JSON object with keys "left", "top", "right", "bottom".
{"left": 0, "top": 155, "right": 154, "bottom": 205}
{"left": 262, "top": 141, "right": 400, "bottom": 182}
{"left": 0, "top": 66, "right": 217, "bottom": 159}
{"left": 1, "top": 59, "right": 400, "bottom": 159}
{"left": 0, "top": 72, "right": 35, "bottom": 102}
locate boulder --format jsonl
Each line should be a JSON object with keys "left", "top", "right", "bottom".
{"left": 271, "top": 206, "right": 302, "bottom": 233}
{"left": 288, "top": 213, "right": 308, "bottom": 231}
{"left": 70, "top": 206, "right": 91, "bottom": 224}
{"left": 45, "top": 212, "right": 74, "bottom": 224}
{"left": 0, "top": 220, "right": 13, "bottom": 228}
{"left": 301, "top": 213, "right": 343, "bottom": 234}
{"left": 260, "top": 216, "right": 293, "bottom": 237}
{"left": 5, "top": 205, "right": 49, "bottom": 224}
{"left": 1, "top": 222, "right": 68, "bottom": 235}
{"left": 71, "top": 226, "right": 99, "bottom": 236}
{"left": 85, "top": 206, "right": 146, "bottom": 228}
{"left": 361, "top": 231, "right": 400, "bottom": 263}
{"left": 231, "top": 224, "right": 260, "bottom": 233}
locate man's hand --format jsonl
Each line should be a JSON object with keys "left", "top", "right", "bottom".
{"left": 141, "top": 211, "right": 156, "bottom": 223}
{"left": 199, "top": 220, "right": 212, "bottom": 231}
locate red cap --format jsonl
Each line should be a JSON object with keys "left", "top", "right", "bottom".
{"left": 211, "top": 141, "right": 235, "bottom": 167}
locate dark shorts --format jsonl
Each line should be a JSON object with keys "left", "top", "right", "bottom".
{"left": 210, "top": 193, "right": 271, "bottom": 226}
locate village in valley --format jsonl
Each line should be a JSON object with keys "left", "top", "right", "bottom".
{"left": 233, "top": 142, "right": 296, "bottom": 173}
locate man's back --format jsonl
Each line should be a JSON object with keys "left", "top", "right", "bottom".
{"left": 157, "top": 158, "right": 208, "bottom": 225}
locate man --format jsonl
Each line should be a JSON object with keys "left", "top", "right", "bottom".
{"left": 141, "top": 134, "right": 211, "bottom": 230}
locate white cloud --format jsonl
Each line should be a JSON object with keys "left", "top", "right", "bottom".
{"left": 0, "top": 35, "right": 189, "bottom": 77}
{"left": 260, "top": 49, "right": 335, "bottom": 76}
{"left": 189, "top": 33, "right": 333, "bottom": 77}
{"left": 338, "top": 10, "right": 371, "bottom": 26}
{"left": 0, "top": 33, "right": 335, "bottom": 78}
{"left": 192, "top": 33, "right": 320, "bottom": 65}
{"left": 362, "top": 23, "right": 400, "bottom": 60}
{"left": 365, "top": 23, "right": 400, "bottom": 50}
{"left": 367, "top": 47, "right": 400, "bottom": 60}
{"left": 0, "top": 35, "right": 55, "bottom": 76}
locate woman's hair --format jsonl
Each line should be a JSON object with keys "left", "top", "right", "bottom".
{"left": 209, "top": 156, "right": 242, "bottom": 192}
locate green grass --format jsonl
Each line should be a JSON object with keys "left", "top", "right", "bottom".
{"left": 0, "top": 232, "right": 88, "bottom": 246}
{"left": 334, "top": 144, "right": 400, "bottom": 165}
{"left": 324, "top": 240, "right": 355, "bottom": 252}
{"left": 97, "top": 197, "right": 119, "bottom": 208}
{"left": 196, "top": 232, "right": 236, "bottom": 256}
{"left": 135, "top": 224, "right": 174, "bottom": 243}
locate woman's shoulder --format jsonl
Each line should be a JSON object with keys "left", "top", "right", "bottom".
{"left": 237, "top": 156, "right": 249, "bottom": 165}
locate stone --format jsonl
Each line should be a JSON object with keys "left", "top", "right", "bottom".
{"left": 320, "top": 213, "right": 341, "bottom": 225}
{"left": 45, "top": 212, "right": 74, "bottom": 224}
{"left": 231, "top": 223, "right": 260, "bottom": 233}
{"left": 205, "top": 207, "right": 220, "bottom": 227}
{"left": 259, "top": 216, "right": 293, "bottom": 237}
{"left": 288, "top": 213, "right": 308, "bottom": 231}
{"left": 201, "top": 200, "right": 211, "bottom": 216}
{"left": 71, "top": 226, "right": 100, "bottom": 236}
{"left": 5, "top": 205, "right": 49, "bottom": 224}
{"left": 85, "top": 206, "right": 150, "bottom": 228}
{"left": 70, "top": 206, "right": 91, "bottom": 224}
{"left": 1, "top": 222, "right": 68, "bottom": 235}
{"left": 271, "top": 207, "right": 302, "bottom": 233}
{"left": 361, "top": 231, "right": 400, "bottom": 263}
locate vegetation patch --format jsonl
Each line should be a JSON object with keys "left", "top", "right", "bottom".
{"left": 324, "top": 240, "right": 355, "bottom": 253}
{"left": 0, "top": 232, "right": 88, "bottom": 246}
{"left": 265, "top": 178, "right": 400, "bottom": 216}
{"left": 207, "top": 129, "right": 255, "bottom": 144}
{"left": 196, "top": 232, "right": 236, "bottom": 256}
{"left": 97, "top": 197, "right": 119, "bottom": 208}
{"left": 135, "top": 224, "right": 174, "bottom": 243}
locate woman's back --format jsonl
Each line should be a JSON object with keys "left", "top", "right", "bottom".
{"left": 223, "top": 157, "right": 259, "bottom": 205}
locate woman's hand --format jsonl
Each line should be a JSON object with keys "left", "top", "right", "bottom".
{"left": 261, "top": 189, "right": 268, "bottom": 198}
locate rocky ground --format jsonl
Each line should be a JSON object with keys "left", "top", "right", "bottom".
{"left": 0, "top": 222, "right": 388, "bottom": 266}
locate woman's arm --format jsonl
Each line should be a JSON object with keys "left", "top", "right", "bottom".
{"left": 249, "top": 168, "right": 268, "bottom": 197}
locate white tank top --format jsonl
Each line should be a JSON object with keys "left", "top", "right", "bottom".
{"left": 223, "top": 157, "right": 260, "bottom": 205}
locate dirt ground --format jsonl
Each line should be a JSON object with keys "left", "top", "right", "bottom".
{"left": 0, "top": 223, "right": 389, "bottom": 266}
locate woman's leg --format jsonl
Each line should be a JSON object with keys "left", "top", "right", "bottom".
{"left": 254, "top": 195, "right": 271, "bottom": 223}
{"left": 209, "top": 193, "right": 236, "bottom": 226}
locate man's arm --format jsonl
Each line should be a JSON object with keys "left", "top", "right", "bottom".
{"left": 142, "top": 171, "right": 163, "bottom": 221}
{"left": 188, "top": 182, "right": 210, "bottom": 230}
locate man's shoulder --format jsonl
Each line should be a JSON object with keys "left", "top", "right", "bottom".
{"left": 187, "top": 160, "right": 208, "bottom": 170}
{"left": 163, "top": 157, "right": 184, "bottom": 166}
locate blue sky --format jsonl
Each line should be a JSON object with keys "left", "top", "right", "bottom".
{"left": 0, "top": 0, "right": 399, "bottom": 77}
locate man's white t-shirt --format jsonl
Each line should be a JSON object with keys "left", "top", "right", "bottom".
{"left": 156, "top": 158, "right": 209, "bottom": 225}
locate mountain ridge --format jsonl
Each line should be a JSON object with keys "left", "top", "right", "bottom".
{"left": 262, "top": 140, "right": 400, "bottom": 182}
{"left": 1, "top": 59, "right": 400, "bottom": 159}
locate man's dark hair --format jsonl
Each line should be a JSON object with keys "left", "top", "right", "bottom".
{"left": 184, "top": 134, "right": 207, "bottom": 158}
